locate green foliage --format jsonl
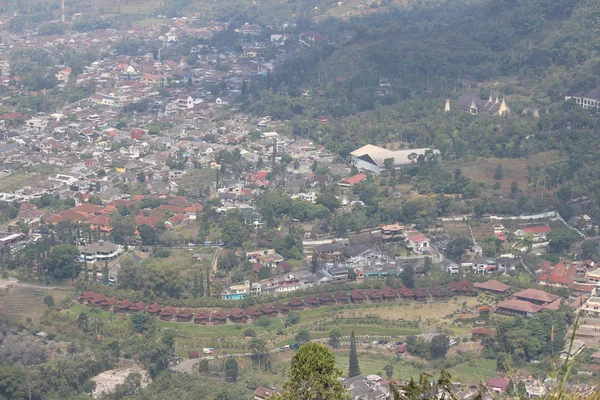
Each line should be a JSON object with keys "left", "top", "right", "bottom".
{"left": 348, "top": 330, "right": 361, "bottom": 378}
{"left": 285, "top": 312, "right": 300, "bottom": 327}
{"left": 44, "top": 244, "right": 80, "bottom": 279}
{"left": 224, "top": 358, "right": 238, "bottom": 383}
{"left": 220, "top": 209, "right": 249, "bottom": 249}
{"left": 547, "top": 228, "right": 581, "bottom": 253}
{"left": 445, "top": 238, "right": 473, "bottom": 262}
{"left": 328, "top": 327, "right": 342, "bottom": 349}
{"left": 430, "top": 335, "right": 450, "bottom": 359}
{"left": 131, "top": 313, "right": 151, "bottom": 334}
{"left": 139, "top": 225, "right": 159, "bottom": 246}
{"left": 400, "top": 266, "right": 415, "bottom": 289}
{"left": 274, "top": 343, "right": 349, "bottom": 400}
{"left": 483, "top": 309, "right": 573, "bottom": 365}
{"left": 295, "top": 328, "right": 312, "bottom": 346}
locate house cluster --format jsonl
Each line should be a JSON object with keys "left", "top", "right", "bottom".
{"left": 78, "top": 283, "right": 461, "bottom": 325}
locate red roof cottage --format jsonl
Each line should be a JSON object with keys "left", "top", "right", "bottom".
{"left": 229, "top": 307, "right": 248, "bottom": 323}
{"left": 448, "top": 279, "right": 476, "bottom": 296}
{"left": 160, "top": 306, "right": 176, "bottom": 321}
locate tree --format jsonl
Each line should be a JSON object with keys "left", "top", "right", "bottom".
{"left": 137, "top": 171, "right": 146, "bottom": 183}
{"left": 445, "top": 237, "right": 472, "bottom": 262}
{"left": 548, "top": 228, "right": 580, "bottom": 253}
{"left": 328, "top": 327, "right": 342, "bottom": 349}
{"left": 43, "top": 295, "right": 54, "bottom": 307}
{"left": 44, "top": 244, "right": 80, "bottom": 279}
{"left": 430, "top": 335, "right": 450, "bottom": 359}
{"left": 220, "top": 209, "right": 249, "bottom": 248}
{"left": 316, "top": 193, "right": 341, "bottom": 211}
{"left": 225, "top": 358, "right": 238, "bottom": 382}
{"left": 383, "top": 363, "right": 394, "bottom": 379}
{"left": 138, "top": 225, "right": 158, "bottom": 245}
{"left": 295, "top": 328, "right": 311, "bottom": 346}
{"left": 348, "top": 330, "right": 360, "bottom": 377}
{"left": 285, "top": 312, "right": 300, "bottom": 327}
{"left": 274, "top": 343, "right": 349, "bottom": 400}
{"left": 494, "top": 164, "right": 503, "bottom": 180}
{"left": 248, "top": 337, "right": 269, "bottom": 368}
{"left": 77, "top": 312, "right": 89, "bottom": 332}
{"left": 311, "top": 252, "right": 319, "bottom": 273}
{"left": 131, "top": 313, "right": 151, "bottom": 333}
{"left": 400, "top": 265, "right": 415, "bottom": 288}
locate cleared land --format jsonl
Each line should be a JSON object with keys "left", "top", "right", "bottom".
{"left": 0, "top": 283, "right": 74, "bottom": 321}
{"left": 446, "top": 151, "right": 568, "bottom": 196}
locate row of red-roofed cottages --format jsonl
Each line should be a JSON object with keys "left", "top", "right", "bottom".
{"left": 76, "top": 286, "right": 454, "bottom": 325}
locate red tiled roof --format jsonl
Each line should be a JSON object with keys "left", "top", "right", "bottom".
{"left": 229, "top": 307, "right": 247, "bottom": 318}
{"left": 522, "top": 225, "right": 552, "bottom": 234}
{"left": 147, "top": 303, "right": 162, "bottom": 313}
{"left": 513, "top": 288, "right": 560, "bottom": 304}
{"left": 340, "top": 173, "right": 367, "bottom": 185}
{"left": 449, "top": 279, "right": 475, "bottom": 292}
{"left": 473, "top": 280, "right": 511, "bottom": 293}
{"left": 407, "top": 233, "right": 429, "bottom": 243}
{"left": 119, "top": 299, "right": 133, "bottom": 308}
{"left": 496, "top": 299, "right": 542, "bottom": 314}
{"left": 486, "top": 376, "right": 510, "bottom": 390}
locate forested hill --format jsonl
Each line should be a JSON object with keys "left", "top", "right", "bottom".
{"left": 248, "top": 0, "right": 600, "bottom": 153}
{"left": 264, "top": 0, "right": 599, "bottom": 107}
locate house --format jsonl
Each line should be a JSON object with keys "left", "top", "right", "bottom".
{"left": 98, "top": 296, "right": 118, "bottom": 311}
{"left": 254, "top": 387, "right": 277, "bottom": 400}
{"left": 448, "top": 279, "right": 476, "bottom": 296}
{"left": 380, "top": 223, "right": 405, "bottom": 241}
{"left": 259, "top": 304, "right": 278, "bottom": 317}
{"left": 512, "top": 288, "right": 560, "bottom": 306}
{"left": 229, "top": 307, "right": 248, "bottom": 323}
{"left": 319, "top": 292, "right": 335, "bottom": 306}
{"left": 405, "top": 233, "right": 430, "bottom": 254}
{"left": 349, "top": 288, "right": 366, "bottom": 303}
{"left": 80, "top": 241, "right": 123, "bottom": 263}
{"left": 174, "top": 308, "right": 194, "bottom": 322}
{"left": 581, "top": 296, "right": 600, "bottom": 317}
{"left": 485, "top": 376, "right": 510, "bottom": 393}
{"left": 147, "top": 303, "right": 163, "bottom": 315}
{"left": 117, "top": 299, "right": 132, "bottom": 313}
{"left": 585, "top": 267, "right": 600, "bottom": 284}
{"left": 314, "top": 243, "right": 343, "bottom": 261}
{"left": 129, "top": 301, "right": 146, "bottom": 312}
{"left": 349, "top": 144, "right": 439, "bottom": 175}
{"left": 246, "top": 249, "right": 284, "bottom": 269}
{"left": 245, "top": 306, "right": 262, "bottom": 320}
{"left": 334, "top": 290, "right": 349, "bottom": 304}
{"left": 288, "top": 297, "right": 305, "bottom": 310}
{"left": 159, "top": 306, "right": 176, "bottom": 321}
{"left": 457, "top": 93, "right": 510, "bottom": 116}
{"left": 515, "top": 225, "right": 552, "bottom": 240}
{"left": 473, "top": 280, "right": 511, "bottom": 293}
{"left": 382, "top": 286, "right": 398, "bottom": 301}
{"left": 496, "top": 299, "right": 544, "bottom": 318}
{"left": 194, "top": 310, "right": 211, "bottom": 325}
{"left": 338, "top": 173, "right": 368, "bottom": 187}
{"left": 441, "top": 259, "right": 460, "bottom": 274}
{"left": 304, "top": 295, "right": 320, "bottom": 308}
{"left": 565, "top": 89, "right": 600, "bottom": 109}
{"left": 210, "top": 310, "right": 228, "bottom": 325}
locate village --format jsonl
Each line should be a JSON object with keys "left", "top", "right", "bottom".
{"left": 0, "top": 3, "right": 600, "bottom": 400}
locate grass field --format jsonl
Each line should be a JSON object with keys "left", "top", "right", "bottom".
{"left": 446, "top": 151, "right": 568, "bottom": 196}
{"left": 442, "top": 221, "right": 471, "bottom": 239}
{"left": 0, "top": 284, "right": 74, "bottom": 321}
{"left": 333, "top": 351, "right": 497, "bottom": 383}
{"left": 335, "top": 297, "right": 480, "bottom": 321}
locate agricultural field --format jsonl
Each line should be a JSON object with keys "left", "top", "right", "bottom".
{"left": 0, "top": 281, "right": 74, "bottom": 321}
{"left": 0, "top": 164, "right": 64, "bottom": 192}
{"left": 446, "top": 151, "right": 568, "bottom": 197}
{"left": 442, "top": 221, "right": 471, "bottom": 239}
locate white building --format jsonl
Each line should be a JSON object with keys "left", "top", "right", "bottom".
{"left": 80, "top": 241, "right": 123, "bottom": 263}
{"left": 565, "top": 89, "right": 600, "bottom": 109}
{"left": 350, "top": 144, "right": 439, "bottom": 175}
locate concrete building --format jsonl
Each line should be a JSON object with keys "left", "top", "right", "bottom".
{"left": 350, "top": 144, "right": 439, "bottom": 175}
